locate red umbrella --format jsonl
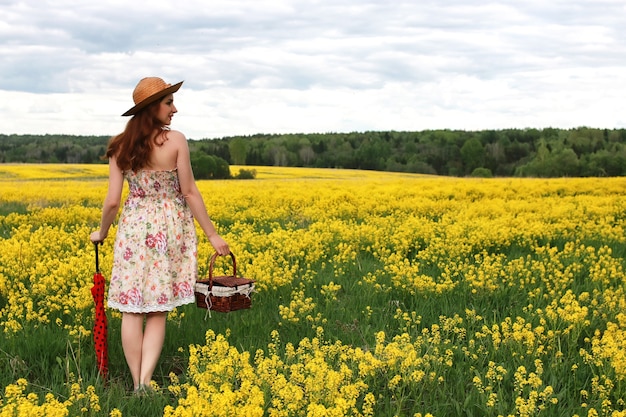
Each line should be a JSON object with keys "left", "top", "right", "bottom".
{"left": 91, "top": 243, "right": 108, "bottom": 380}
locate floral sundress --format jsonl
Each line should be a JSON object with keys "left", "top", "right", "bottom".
{"left": 107, "top": 169, "right": 197, "bottom": 313}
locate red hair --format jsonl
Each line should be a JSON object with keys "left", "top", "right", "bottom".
{"left": 105, "top": 100, "right": 170, "bottom": 171}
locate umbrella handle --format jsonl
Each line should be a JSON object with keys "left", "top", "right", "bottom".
{"left": 94, "top": 242, "right": 101, "bottom": 273}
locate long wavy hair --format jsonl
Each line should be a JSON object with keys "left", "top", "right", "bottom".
{"left": 105, "top": 99, "right": 170, "bottom": 172}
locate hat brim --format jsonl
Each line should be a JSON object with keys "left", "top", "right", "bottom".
{"left": 121, "top": 81, "right": 184, "bottom": 116}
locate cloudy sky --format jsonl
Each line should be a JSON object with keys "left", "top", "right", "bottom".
{"left": 2, "top": 0, "right": 625, "bottom": 139}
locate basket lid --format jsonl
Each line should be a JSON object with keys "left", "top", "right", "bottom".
{"left": 212, "top": 275, "right": 256, "bottom": 288}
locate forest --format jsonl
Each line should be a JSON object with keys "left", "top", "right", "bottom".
{"left": 1, "top": 126, "right": 626, "bottom": 178}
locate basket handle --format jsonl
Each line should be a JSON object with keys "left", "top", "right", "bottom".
{"left": 208, "top": 251, "right": 236, "bottom": 289}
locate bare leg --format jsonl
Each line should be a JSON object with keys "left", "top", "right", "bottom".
{"left": 121, "top": 313, "right": 144, "bottom": 390}
{"left": 139, "top": 312, "right": 167, "bottom": 386}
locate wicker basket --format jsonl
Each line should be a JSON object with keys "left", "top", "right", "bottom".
{"left": 194, "top": 252, "right": 255, "bottom": 313}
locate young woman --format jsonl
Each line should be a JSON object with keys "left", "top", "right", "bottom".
{"left": 90, "top": 77, "right": 229, "bottom": 393}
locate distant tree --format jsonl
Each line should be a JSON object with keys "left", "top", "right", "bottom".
{"left": 480, "top": 130, "right": 499, "bottom": 145}
{"left": 233, "top": 168, "right": 257, "bottom": 179}
{"left": 555, "top": 149, "right": 580, "bottom": 176}
{"left": 517, "top": 147, "right": 579, "bottom": 177}
{"left": 229, "top": 137, "right": 248, "bottom": 165}
{"left": 299, "top": 145, "right": 315, "bottom": 165}
{"left": 55, "top": 146, "right": 68, "bottom": 162}
{"left": 484, "top": 141, "right": 505, "bottom": 174}
{"left": 585, "top": 148, "right": 626, "bottom": 176}
{"left": 81, "top": 149, "right": 95, "bottom": 163}
{"left": 566, "top": 127, "right": 605, "bottom": 156}
{"left": 460, "top": 138, "right": 485, "bottom": 175}
{"left": 355, "top": 137, "right": 391, "bottom": 170}
{"left": 2, "top": 128, "right": 626, "bottom": 177}
{"left": 214, "top": 157, "right": 231, "bottom": 179}
{"left": 407, "top": 158, "right": 437, "bottom": 175}
{"left": 265, "top": 143, "right": 289, "bottom": 166}
{"left": 471, "top": 167, "right": 492, "bottom": 178}
{"left": 190, "top": 152, "right": 231, "bottom": 179}
{"left": 190, "top": 152, "right": 216, "bottom": 179}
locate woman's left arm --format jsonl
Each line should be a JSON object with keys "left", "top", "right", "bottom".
{"left": 90, "top": 156, "right": 124, "bottom": 243}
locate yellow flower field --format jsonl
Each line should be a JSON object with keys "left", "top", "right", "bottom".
{"left": 0, "top": 163, "right": 625, "bottom": 416}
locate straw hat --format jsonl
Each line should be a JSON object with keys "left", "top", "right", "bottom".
{"left": 122, "top": 77, "right": 183, "bottom": 116}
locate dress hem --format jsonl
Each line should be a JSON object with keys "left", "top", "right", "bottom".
{"left": 107, "top": 296, "right": 196, "bottom": 313}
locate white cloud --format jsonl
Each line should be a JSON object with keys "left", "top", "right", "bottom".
{"left": 1, "top": 0, "right": 625, "bottom": 137}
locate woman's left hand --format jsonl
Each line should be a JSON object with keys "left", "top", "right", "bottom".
{"left": 90, "top": 230, "right": 106, "bottom": 243}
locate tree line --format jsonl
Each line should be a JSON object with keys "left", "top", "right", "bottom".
{"left": 1, "top": 127, "right": 626, "bottom": 177}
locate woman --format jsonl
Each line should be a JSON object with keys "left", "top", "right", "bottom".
{"left": 90, "top": 77, "right": 229, "bottom": 393}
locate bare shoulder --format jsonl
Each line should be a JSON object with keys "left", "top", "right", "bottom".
{"left": 166, "top": 130, "right": 189, "bottom": 151}
{"left": 167, "top": 129, "right": 187, "bottom": 142}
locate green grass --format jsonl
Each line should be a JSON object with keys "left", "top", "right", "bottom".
{"left": 0, "top": 251, "right": 413, "bottom": 415}
{"left": 0, "top": 202, "right": 28, "bottom": 217}
{"left": 2, "top": 180, "right": 626, "bottom": 415}
{"left": 1, "top": 241, "right": 624, "bottom": 416}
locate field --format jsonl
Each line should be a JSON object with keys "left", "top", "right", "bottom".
{"left": 1, "top": 163, "right": 625, "bottom": 417}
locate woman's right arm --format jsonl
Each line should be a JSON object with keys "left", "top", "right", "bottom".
{"left": 174, "top": 131, "right": 230, "bottom": 255}
{"left": 90, "top": 156, "right": 123, "bottom": 243}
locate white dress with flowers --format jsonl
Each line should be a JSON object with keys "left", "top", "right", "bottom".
{"left": 107, "top": 169, "right": 197, "bottom": 313}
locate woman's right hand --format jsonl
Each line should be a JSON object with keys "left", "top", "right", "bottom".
{"left": 208, "top": 234, "right": 230, "bottom": 256}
